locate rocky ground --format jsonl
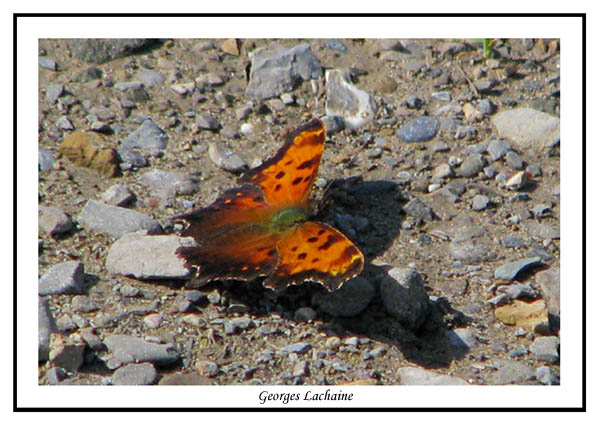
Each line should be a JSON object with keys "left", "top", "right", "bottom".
{"left": 38, "top": 38, "right": 560, "bottom": 387}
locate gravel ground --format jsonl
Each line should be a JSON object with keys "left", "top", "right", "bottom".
{"left": 38, "top": 38, "right": 560, "bottom": 386}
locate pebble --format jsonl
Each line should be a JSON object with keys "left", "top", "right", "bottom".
{"left": 136, "top": 69, "right": 165, "bottom": 87}
{"left": 49, "top": 343, "right": 86, "bottom": 372}
{"left": 431, "top": 92, "right": 451, "bottom": 102}
{"left": 505, "top": 171, "right": 530, "bottom": 191}
{"left": 404, "top": 95, "right": 423, "bottom": 109}
{"left": 39, "top": 297, "right": 57, "bottom": 362}
{"left": 114, "top": 81, "right": 144, "bottom": 91}
{"left": 447, "top": 242, "right": 489, "bottom": 263}
{"left": 39, "top": 206, "right": 73, "bottom": 236}
{"left": 39, "top": 56, "right": 58, "bottom": 70}
{"left": 46, "top": 84, "right": 64, "bottom": 103}
{"left": 194, "top": 113, "right": 220, "bottom": 131}
{"left": 397, "top": 366, "right": 470, "bottom": 385}
{"left": 492, "top": 107, "right": 560, "bottom": 150}
{"left": 476, "top": 99, "right": 495, "bottom": 115}
{"left": 504, "top": 151, "right": 524, "bottom": 170}
{"left": 100, "top": 184, "right": 134, "bottom": 206}
{"left": 80, "top": 200, "right": 161, "bottom": 238}
{"left": 121, "top": 118, "right": 169, "bottom": 151}
{"left": 71, "top": 295, "right": 99, "bottom": 313}
{"left": 141, "top": 169, "right": 198, "bottom": 201}
{"left": 403, "top": 198, "right": 434, "bottom": 222}
{"left": 508, "top": 346, "right": 528, "bottom": 358}
{"left": 158, "top": 372, "right": 212, "bottom": 385}
{"left": 313, "top": 277, "right": 375, "bottom": 317}
{"left": 432, "top": 163, "right": 454, "bottom": 179}
{"left": 494, "top": 256, "right": 542, "bottom": 280}
{"left": 246, "top": 44, "right": 322, "bottom": 100}
{"left": 325, "top": 336, "right": 341, "bottom": 349}
{"left": 521, "top": 220, "right": 559, "bottom": 240}
{"left": 116, "top": 148, "right": 147, "bottom": 168}
{"left": 379, "top": 268, "right": 430, "bottom": 331}
{"left": 490, "top": 360, "right": 535, "bottom": 384}
{"left": 498, "top": 283, "right": 537, "bottom": 300}
{"left": 56, "top": 314, "right": 77, "bottom": 332}
{"left": 472, "top": 194, "right": 490, "bottom": 211}
{"left": 396, "top": 117, "right": 440, "bottom": 142}
{"left": 111, "top": 362, "right": 157, "bottom": 385}
{"left": 292, "top": 360, "right": 309, "bottom": 377}
{"left": 195, "top": 73, "right": 225, "bottom": 87}
{"left": 327, "top": 39, "right": 347, "bottom": 52}
{"left": 39, "top": 261, "right": 86, "bottom": 296}
{"left": 529, "top": 336, "right": 559, "bottom": 363}
{"left": 325, "top": 68, "right": 377, "bottom": 130}
{"left": 501, "top": 236, "right": 525, "bottom": 248}
{"left": 38, "top": 148, "right": 56, "bottom": 172}
{"left": 280, "top": 342, "right": 311, "bottom": 355}
{"left": 536, "top": 268, "right": 560, "bottom": 315}
{"left": 46, "top": 367, "right": 67, "bottom": 385}
{"left": 143, "top": 313, "right": 163, "bottom": 329}
{"left": 343, "top": 336, "right": 359, "bottom": 347}
{"left": 171, "top": 82, "right": 195, "bottom": 95}
{"left": 536, "top": 366, "right": 559, "bottom": 385}
{"left": 103, "top": 334, "right": 180, "bottom": 367}
{"left": 208, "top": 141, "right": 247, "bottom": 172}
{"left": 458, "top": 153, "right": 486, "bottom": 177}
{"left": 105, "top": 231, "right": 193, "bottom": 279}
{"left": 487, "top": 139, "right": 514, "bottom": 161}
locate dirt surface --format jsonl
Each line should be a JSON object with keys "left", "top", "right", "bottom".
{"left": 37, "top": 38, "right": 560, "bottom": 386}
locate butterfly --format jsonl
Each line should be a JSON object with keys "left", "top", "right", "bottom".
{"left": 174, "top": 118, "right": 364, "bottom": 292}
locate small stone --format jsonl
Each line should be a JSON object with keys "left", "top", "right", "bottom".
{"left": 458, "top": 153, "right": 486, "bottom": 177}
{"left": 280, "top": 342, "right": 311, "bottom": 354}
{"left": 39, "top": 56, "right": 58, "bottom": 70}
{"left": 104, "top": 334, "right": 180, "bottom": 367}
{"left": 39, "top": 206, "right": 73, "bottom": 236}
{"left": 472, "top": 194, "right": 490, "bottom": 211}
{"left": 294, "top": 307, "right": 317, "bottom": 322}
{"left": 171, "top": 82, "right": 195, "bottom": 95}
{"left": 501, "top": 236, "right": 525, "bottom": 248}
{"left": 380, "top": 268, "right": 430, "bottom": 331}
{"left": 396, "top": 117, "right": 440, "bottom": 142}
{"left": 487, "top": 139, "right": 514, "bottom": 162}
{"left": 208, "top": 141, "right": 247, "bottom": 172}
{"left": 78, "top": 200, "right": 161, "bottom": 239}
{"left": 325, "top": 336, "right": 341, "bottom": 349}
{"left": 530, "top": 336, "right": 559, "bottom": 363}
{"left": 313, "top": 277, "right": 375, "bottom": 317}
{"left": 72, "top": 295, "right": 98, "bottom": 313}
{"left": 495, "top": 257, "right": 543, "bottom": 280}
{"left": 432, "top": 163, "right": 454, "bottom": 179}
{"left": 403, "top": 198, "right": 434, "bottom": 222}
{"left": 327, "top": 39, "right": 347, "bottom": 52}
{"left": 46, "top": 367, "right": 67, "bottom": 384}
{"left": 326, "top": 68, "right": 376, "bottom": 130}
{"left": 39, "top": 261, "right": 85, "bottom": 295}
{"left": 447, "top": 328, "right": 478, "bottom": 349}
{"left": 504, "top": 151, "right": 524, "bottom": 170}
{"left": 39, "top": 149, "right": 56, "bottom": 172}
{"left": 46, "top": 84, "right": 64, "bottom": 103}
{"left": 136, "top": 69, "right": 165, "bottom": 87}
{"left": 196, "top": 359, "right": 219, "bottom": 377}
{"left": 112, "top": 362, "right": 157, "bottom": 385}
{"left": 397, "top": 366, "right": 470, "bottom": 385}
{"left": 431, "top": 92, "right": 451, "bottom": 102}
{"left": 122, "top": 118, "right": 169, "bottom": 151}
{"left": 39, "top": 297, "right": 57, "bottom": 362}
{"left": 194, "top": 113, "right": 220, "bottom": 131}
{"left": 100, "top": 184, "right": 134, "bottom": 206}
{"left": 492, "top": 107, "right": 560, "bottom": 150}
{"left": 60, "top": 131, "right": 120, "bottom": 177}
{"left": 536, "top": 268, "right": 560, "bottom": 315}
{"left": 536, "top": 366, "right": 559, "bottom": 385}
{"left": 490, "top": 360, "right": 535, "bottom": 384}
{"left": 49, "top": 343, "right": 85, "bottom": 372}
{"left": 221, "top": 38, "right": 239, "bottom": 55}
{"left": 143, "top": 313, "right": 163, "bottom": 329}
{"left": 292, "top": 360, "right": 309, "bottom": 377}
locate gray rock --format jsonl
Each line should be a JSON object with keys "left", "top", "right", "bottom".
{"left": 39, "top": 297, "right": 57, "bottom": 362}
{"left": 39, "top": 148, "right": 56, "bottom": 172}
{"left": 522, "top": 220, "right": 560, "bottom": 240}
{"left": 490, "top": 360, "right": 536, "bottom": 384}
{"left": 111, "top": 362, "right": 158, "bottom": 385}
{"left": 530, "top": 336, "right": 559, "bottom": 363}
{"left": 536, "top": 268, "right": 560, "bottom": 315}
{"left": 103, "top": 334, "right": 180, "bottom": 367}
{"left": 380, "top": 268, "right": 430, "bottom": 331}
{"left": 39, "top": 56, "right": 58, "bottom": 70}
{"left": 66, "top": 39, "right": 156, "bottom": 64}
{"left": 472, "top": 194, "right": 490, "bottom": 211}
{"left": 327, "top": 39, "right": 347, "bottom": 52}
{"left": 49, "top": 343, "right": 86, "bottom": 371}
{"left": 292, "top": 360, "right": 309, "bottom": 377}
{"left": 397, "top": 366, "right": 470, "bottom": 385}
{"left": 325, "top": 68, "right": 377, "bottom": 130}
{"left": 56, "top": 116, "right": 74, "bottom": 130}
{"left": 39, "top": 206, "right": 73, "bottom": 236}
{"left": 504, "top": 151, "right": 524, "bottom": 170}
{"left": 246, "top": 43, "right": 323, "bottom": 100}
{"left": 208, "top": 141, "right": 247, "bottom": 172}
{"left": 136, "top": 69, "right": 165, "bottom": 87}
{"left": 536, "top": 366, "right": 559, "bottom": 385}
{"left": 501, "top": 236, "right": 525, "bottom": 248}
{"left": 45, "top": 367, "right": 67, "bottom": 385}
{"left": 106, "top": 231, "right": 194, "bottom": 279}
{"left": 77, "top": 200, "right": 161, "bottom": 238}
{"left": 476, "top": 99, "right": 495, "bottom": 115}
{"left": 122, "top": 118, "right": 169, "bottom": 151}
{"left": 396, "top": 117, "right": 440, "bottom": 142}
{"left": 432, "top": 163, "right": 454, "bottom": 179}
{"left": 458, "top": 153, "right": 486, "bottom": 177}
{"left": 492, "top": 107, "right": 560, "bottom": 150}
{"left": 116, "top": 148, "right": 148, "bottom": 168}
{"left": 39, "top": 261, "right": 85, "bottom": 295}
{"left": 494, "top": 257, "right": 543, "bottom": 280}
{"left": 46, "top": 84, "right": 64, "bottom": 103}
{"left": 280, "top": 342, "right": 311, "bottom": 354}
{"left": 486, "top": 139, "right": 514, "bottom": 161}
{"left": 194, "top": 113, "right": 220, "bottom": 131}
{"left": 294, "top": 307, "right": 317, "bottom": 322}
{"left": 447, "top": 328, "right": 478, "bottom": 349}
{"left": 140, "top": 169, "right": 198, "bottom": 202}
{"left": 71, "top": 295, "right": 98, "bottom": 313}
{"left": 498, "top": 283, "right": 537, "bottom": 299}
{"left": 431, "top": 91, "right": 451, "bottom": 102}
{"left": 313, "top": 277, "right": 375, "bottom": 318}
{"left": 531, "top": 203, "right": 552, "bottom": 217}
{"left": 100, "top": 184, "right": 134, "bottom": 206}
{"left": 403, "top": 198, "right": 434, "bottom": 222}
{"left": 114, "top": 81, "right": 144, "bottom": 91}
{"left": 448, "top": 242, "right": 490, "bottom": 263}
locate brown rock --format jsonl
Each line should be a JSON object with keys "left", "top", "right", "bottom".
{"left": 220, "top": 38, "right": 239, "bottom": 56}
{"left": 494, "top": 299, "right": 549, "bottom": 333}
{"left": 59, "top": 131, "right": 120, "bottom": 177}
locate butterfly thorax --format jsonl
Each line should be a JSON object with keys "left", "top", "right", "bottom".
{"left": 269, "top": 206, "right": 309, "bottom": 232}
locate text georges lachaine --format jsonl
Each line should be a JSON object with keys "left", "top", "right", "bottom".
{"left": 259, "top": 388, "right": 354, "bottom": 405}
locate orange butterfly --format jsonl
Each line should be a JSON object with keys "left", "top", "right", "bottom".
{"left": 174, "top": 118, "right": 364, "bottom": 292}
